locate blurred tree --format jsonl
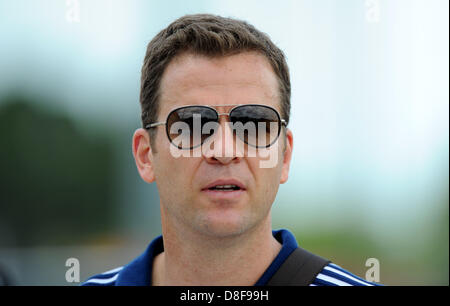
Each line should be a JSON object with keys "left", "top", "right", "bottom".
{"left": 0, "top": 95, "right": 116, "bottom": 247}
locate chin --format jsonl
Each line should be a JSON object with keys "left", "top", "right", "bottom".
{"left": 196, "top": 213, "right": 252, "bottom": 238}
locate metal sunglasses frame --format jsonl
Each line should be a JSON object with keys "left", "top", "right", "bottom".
{"left": 145, "top": 104, "right": 287, "bottom": 149}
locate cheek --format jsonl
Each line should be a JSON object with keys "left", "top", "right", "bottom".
{"left": 262, "top": 168, "right": 282, "bottom": 200}
{"left": 153, "top": 153, "right": 200, "bottom": 197}
{"left": 245, "top": 166, "right": 281, "bottom": 224}
{"left": 249, "top": 149, "right": 284, "bottom": 200}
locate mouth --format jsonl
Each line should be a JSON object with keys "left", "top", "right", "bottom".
{"left": 202, "top": 179, "right": 246, "bottom": 191}
{"left": 201, "top": 179, "right": 246, "bottom": 200}
{"left": 207, "top": 184, "right": 242, "bottom": 191}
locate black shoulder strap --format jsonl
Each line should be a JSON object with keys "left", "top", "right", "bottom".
{"left": 266, "top": 247, "right": 331, "bottom": 286}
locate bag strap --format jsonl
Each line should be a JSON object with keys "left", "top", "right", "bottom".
{"left": 266, "top": 247, "right": 331, "bottom": 286}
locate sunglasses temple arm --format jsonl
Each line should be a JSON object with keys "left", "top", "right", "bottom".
{"left": 145, "top": 122, "right": 166, "bottom": 129}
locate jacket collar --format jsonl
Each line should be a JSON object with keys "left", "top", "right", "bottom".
{"left": 115, "top": 228, "right": 298, "bottom": 286}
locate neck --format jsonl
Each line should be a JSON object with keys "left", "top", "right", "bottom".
{"left": 152, "top": 209, "right": 281, "bottom": 286}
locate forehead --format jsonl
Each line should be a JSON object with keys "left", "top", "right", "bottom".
{"left": 159, "top": 51, "right": 280, "bottom": 114}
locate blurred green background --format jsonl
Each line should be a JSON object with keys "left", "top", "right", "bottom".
{"left": 0, "top": 0, "right": 448, "bottom": 285}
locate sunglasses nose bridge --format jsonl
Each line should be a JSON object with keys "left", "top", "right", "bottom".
{"left": 214, "top": 113, "right": 233, "bottom": 135}
{"left": 201, "top": 111, "right": 235, "bottom": 143}
{"left": 216, "top": 112, "right": 232, "bottom": 125}
{"left": 205, "top": 116, "right": 240, "bottom": 160}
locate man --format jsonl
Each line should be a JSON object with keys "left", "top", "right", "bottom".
{"left": 83, "top": 14, "right": 378, "bottom": 286}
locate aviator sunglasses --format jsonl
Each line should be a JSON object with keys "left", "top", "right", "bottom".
{"left": 145, "top": 104, "right": 287, "bottom": 150}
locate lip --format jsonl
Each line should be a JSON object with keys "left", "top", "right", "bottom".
{"left": 201, "top": 179, "right": 246, "bottom": 191}
{"left": 201, "top": 179, "right": 247, "bottom": 201}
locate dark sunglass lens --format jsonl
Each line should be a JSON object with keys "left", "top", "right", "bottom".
{"left": 167, "top": 106, "right": 218, "bottom": 149}
{"left": 230, "top": 105, "right": 280, "bottom": 148}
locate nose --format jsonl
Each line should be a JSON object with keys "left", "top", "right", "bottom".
{"left": 202, "top": 116, "right": 243, "bottom": 165}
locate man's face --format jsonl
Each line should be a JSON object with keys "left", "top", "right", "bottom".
{"left": 133, "top": 51, "right": 293, "bottom": 238}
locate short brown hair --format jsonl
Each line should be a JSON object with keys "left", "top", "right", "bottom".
{"left": 140, "top": 14, "right": 291, "bottom": 146}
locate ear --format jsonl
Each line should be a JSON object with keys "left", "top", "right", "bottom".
{"left": 132, "top": 128, "right": 156, "bottom": 183}
{"left": 280, "top": 128, "right": 293, "bottom": 184}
